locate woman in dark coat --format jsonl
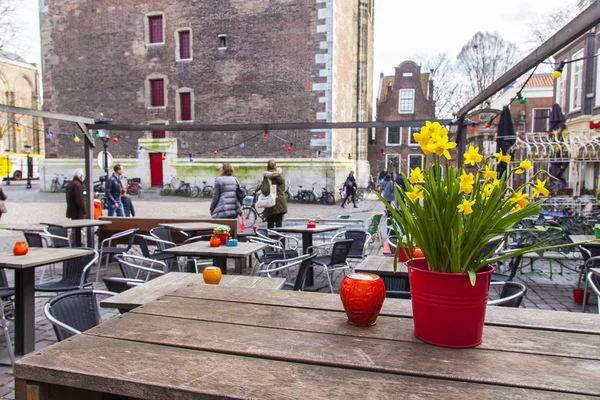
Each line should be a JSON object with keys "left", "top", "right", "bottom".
{"left": 65, "top": 169, "right": 86, "bottom": 220}
{"left": 210, "top": 163, "right": 242, "bottom": 219}
{"left": 260, "top": 160, "right": 287, "bottom": 228}
{"left": 341, "top": 171, "right": 357, "bottom": 208}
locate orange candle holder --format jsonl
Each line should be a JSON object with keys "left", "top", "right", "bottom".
{"left": 339, "top": 273, "right": 386, "bottom": 327}
{"left": 203, "top": 267, "right": 222, "bottom": 285}
{"left": 13, "top": 242, "right": 28, "bottom": 256}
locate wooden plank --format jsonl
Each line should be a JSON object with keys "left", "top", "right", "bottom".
{"left": 355, "top": 255, "right": 408, "bottom": 274}
{"left": 40, "top": 220, "right": 111, "bottom": 229}
{"left": 158, "top": 222, "right": 225, "bottom": 232}
{"left": 88, "top": 312, "right": 600, "bottom": 396}
{"left": 132, "top": 296, "right": 600, "bottom": 362}
{"left": 100, "top": 273, "right": 285, "bottom": 311}
{"left": 164, "top": 241, "right": 267, "bottom": 257}
{"left": 591, "top": 268, "right": 600, "bottom": 277}
{"left": 273, "top": 224, "right": 346, "bottom": 233}
{"left": 0, "top": 248, "right": 93, "bottom": 269}
{"left": 14, "top": 335, "right": 584, "bottom": 400}
{"left": 167, "top": 284, "right": 600, "bottom": 334}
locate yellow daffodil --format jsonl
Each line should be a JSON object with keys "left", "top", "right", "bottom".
{"left": 464, "top": 145, "right": 483, "bottom": 166}
{"left": 532, "top": 179, "right": 550, "bottom": 198}
{"left": 515, "top": 159, "right": 533, "bottom": 174}
{"left": 492, "top": 178, "right": 501, "bottom": 187}
{"left": 426, "top": 134, "right": 456, "bottom": 159}
{"left": 494, "top": 149, "right": 511, "bottom": 164}
{"left": 457, "top": 199, "right": 476, "bottom": 215}
{"left": 510, "top": 191, "right": 529, "bottom": 209}
{"left": 460, "top": 183, "right": 473, "bottom": 195}
{"left": 406, "top": 187, "right": 425, "bottom": 204}
{"left": 483, "top": 165, "right": 497, "bottom": 181}
{"left": 409, "top": 167, "right": 425, "bottom": 184}
{"left": 458, "top": 170, "right": 475, "bottom": 195}
{"left": 483, "top": 183, "right": 494, "bottom": 198}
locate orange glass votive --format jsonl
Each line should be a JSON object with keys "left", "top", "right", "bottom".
{"left": 203, "top": 267, "right": 222, "bottom": 285}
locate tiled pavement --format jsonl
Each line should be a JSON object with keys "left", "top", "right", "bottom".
{"left": 0, "top": 183, "right": 597, "bottom": 397}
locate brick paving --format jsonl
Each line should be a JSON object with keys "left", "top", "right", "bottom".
{"left": 0, "top": 182, "right": 597, "bottom": 397}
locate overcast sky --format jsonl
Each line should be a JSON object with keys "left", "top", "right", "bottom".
{"left": 8, "top": 0, "right": 577, "bottom": 87}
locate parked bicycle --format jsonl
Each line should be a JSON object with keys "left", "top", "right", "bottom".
{"left": 191, "top": 180, "right": 213, "bottom": 198}
{"left": 160, "top": 176, "right": 193, "bottom": 197}
{"left": 123, "top": 177, "right": 141, "bottom": 195}
{"left": 316, "top": 187, "right": 335, "bottom": 205}
{"left": 50, "top": 174, "right": 70, "bottom": 193}
{"left": 241, "top": 196, "right": 264, "bottom": 228}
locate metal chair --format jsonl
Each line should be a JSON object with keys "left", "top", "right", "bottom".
{"left": 96, "top": 228, "right": 139, "bottom": 282}
{"left": 308, "top": 239, "right": 354, "bottom": 293}
{"left": 44, "top": 289, "right": 117, "bottom": 341}
{"left": 43, "top": 226, "right": 70, "bottom": 248}
{"left": 580, "top": 254, "right": 600, "bottom": 312}
{"left": 586, "top": 271, "right": 600, "bottom": 314}
{"left": 331, "top": 230, "right": 371, "bottom": 263}
{"left": 136, "top": 234, "right": 177, "bottom": 269}
{"left": 36, "top": 249, "right": 99, "bottom": 293}
{"left": 115, "top": 253, "right": 168, "bottom": 279}
{"left": 379, "top": 274, "right": 411, "bottom": 299}
{"left": 487, "top": 281, "right": 527, "bottom": 307}
{"left": 255, "top": 228, "right": 299, "bottom": 251}
{"left": 248, "top": 236, "right": 299, "bottom": 275}
{"left": 253, "top": 253, "right": 317, "bottom": 291}
{"left": 491, "top": 254, "right": 523, "bottom": 282}
{"left": 365, "top": 214, "right": 383, "bottom": 246}
{"left": 150, "top": 226, "right": 188, "bottom": 248}
{"left": 0, "top": 297, "right": 14, "bottom": 365}
{"left": 24, "top": 232, "right": 57, "bottom": 283}
{"left": 102, "top": 276, "right": 143, "bottom": 293}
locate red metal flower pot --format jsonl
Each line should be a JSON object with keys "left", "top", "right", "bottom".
{"left": 573, "top": 288, "right": 590, "bottom": 304}
{"left": 407, "top": 258, "right": 494, "bottom": 348}
{"left": 218, "top": 233, "right": 229, "bottom": 245}
{"left": 397, "top": 247, "right": 410, "bottom": 262}
{"left": 339, "top": 273, "right": 386, "bottom": 327}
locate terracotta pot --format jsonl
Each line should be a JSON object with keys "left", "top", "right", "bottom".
{"left": 13, "top": 241, "right": 28, "bottom": 256}
{"left": 203, "top": 267, "right": 222, "bottom": 285}
{"left": 218, "top": 233, "right": 229, "bottom": 244}
{"left": 339, "top": 273, "right": 386, "bottom": 327}
{"left": 209, "top": 235, "right": 221, "bottom": 247}
{"left": 407, "top": 258, "right": 493, "bottom": 348}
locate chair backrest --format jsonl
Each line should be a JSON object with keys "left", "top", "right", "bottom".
{"left": 0, "top": 269, "right": 9, "bottom": 289}
{"left": 150, "top": 227, "right": 172, "bottom": 242}
{"left": 183, "top": 234, "right": 212, "bottom": 244}
{"left": 330, "top": 239, "right": 354, "bottom": 265}
{"left": 344, "top": 231, "right": 369, "bottom": 258}
{"left": 24, "top": 232, "right": 44, "bottom": 248}
{"left": 135, "top": 234, "right": 151, "bottom": 258}
{"left": 488, "top": 282, "right": 527, "bottom": 307}
{"left": 505, "top": 254, "right": 523, "bottom": 281}
{"left": 45, "top": 290, "right": 102, "bottom": 341}
{"left": 115, "top": 253, "right": 165, "bottom": 280}
{"left": 365, "top": 214, "right": 383, "bottom": 235}
{"left": 44, "top": 226, "right": 70, "bottom": 248}
{"left": 102, "top": 277, "right": 141, "bottom": 294}
{"left": 587, "top": 272, "right": 600, "bottom": 296}
{"left": 293, "top": 253, "right": 317, "bottom": 291}
{"left": 479, "top": 238, "right": 503, "bottom": 259}
{"left": 62, "top": 248, "right": 98, "bottom": 286}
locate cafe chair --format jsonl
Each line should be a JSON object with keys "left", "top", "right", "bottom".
{"left": 307, "top": 239, "right": 354, "bottom": 293}
{"left": 579, "top": 253, "right": 600, "bottom": 312}
{"left": 252, "top": 253, "right": 317, "bottom": 291}
{"left": 0, "top": 297, "right": 14, "bottom": 365}
{"left": 44, "top": 289, "right": 117, "bottom": 341}
{"left": 179, "top": 235, "right": 213, "bottom": 273}
{"left": 248, "top": 236, "right": 299, "bottom": 275}
{"left": 586, "top": 272, "right": 600, "bottom": 314}
{"left": 380, "top": 274, "right": 411, "bottom": 299}
{"left": 487, "top": 281, "right": 527, "bottom": 308}
{"left": 365, "top": 214, "right": 383, "bottom": 247}
{"left": 102, "top": 276, "right": 143, "bottom": 294}
{"left": 43, "top": 226, "right": 71, "bottom": 248}
{"left": 255, "top": 228, "right": 300, "bottom": 251}
{"left": 96, "top": 228, "right": 139, "bottom": 282}
{"left": 115, "top": 253, "right": 167, "bottom": 280}
{"left": 24, "top": 232, "right": 58, "bottom": 283}
{"left": 331, "top": 230, "right": 371, "bottom": 263}
{"left": 491, "top": 254, "right": 523, "bottom": 283}
{"left": 35, "top": 249, "right": 99, "bottom": 293}
{"left": 150, "top": 226, "right": 188, "bottom": 246}
{"left": 135, "top": 234, "right": 177, "bottom": 270}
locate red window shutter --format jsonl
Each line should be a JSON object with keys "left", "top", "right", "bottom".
{"left": 150, "top": 79, "right": 164, "bottom": 107}
{"left": 180, "top": 93, "right": 192, "bottom": 121}
{"left": 149, "top": 16, "right": 163, "bottom": 43}
{"left": 152, "top": 130, "right": 166, "bottom": 139}
{"left": 179, "top": 31, "right": 190, "bottom": 59}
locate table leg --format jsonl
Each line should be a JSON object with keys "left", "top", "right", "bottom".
{"left": 72, "top": 228, "right": 82, "bottom": 248}
{"left": 213, "top": 256, "right": 227, "bottom": 274}
{"left": 303, "top": 233, "right": 314, "bottom": 286}
{"left": 14, "top": 268, "right": 35, "bottom": 356}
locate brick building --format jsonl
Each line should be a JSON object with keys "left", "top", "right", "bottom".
{"left": 39, "top": 0, "right": 374, "bottom": 190}
{"left": 368, "top": 61, "right": 435, "bottom": 178}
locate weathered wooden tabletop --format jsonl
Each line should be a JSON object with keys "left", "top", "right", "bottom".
{"left": 569, "top": 235, "right": 600, "bottom": 245}
{"left": 100, "top": 272, "right": 286, "bottom": 312}
{"left": 40, "top": 219, "right": 112, "bottom": 229}
{"left": 163, "top": 241, "right": 267, "bottom": 257}
{"left": 0, "top": 248, "right": 93, "bottom": 269}
{"left": 14, "top": 285, "right": 600, "bottom": 399}
{"left": 158, "top": 222, "right": 225, "bottom": 232}
{"left": 591, "top": 267, "right": 600, "bottom": 277}
{"left": 355, "top": 255, "right": 407, "bottom": 275}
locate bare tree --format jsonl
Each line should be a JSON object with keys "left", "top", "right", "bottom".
{"left": 411, "top": 52, "right": 467, "bottom": 118}
{"left": 525, "top": 6, "right": 576, "bottom": 47}
{"left": 0, "top": 0, "right": 16, "bottom": 51}
{"left": 456, "top": 32, "right": 519, "bottom": 102}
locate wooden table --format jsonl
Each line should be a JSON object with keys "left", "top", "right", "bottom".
{"left": 273, "top": 224, "right": 345, "bottom": 288}
{"left": 0, "top": 247, "right": 93, "bottom": 356}
{"left": 592, "top": 267, "right": 600, "bottom": 277}
{"left": 41, "top": 219, "right": 112, "bottom": 247}
{"left": 100, "top": 272, "right": 285, "bottom": 312}
{"left": 158, "top": 222, "right": 226, "bottom": 237}
{"left": 14, "top": 285, "right": 600, "bottom": 399}
{"left": 164, "top": 241, "right": 267, "bottom": 274}
{"left": 355, "top": 255, "right": 407, "bottom": 274}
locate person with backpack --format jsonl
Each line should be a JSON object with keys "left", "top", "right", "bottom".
{"left": 341, "top": 171, "right": 358, "bottom": 208}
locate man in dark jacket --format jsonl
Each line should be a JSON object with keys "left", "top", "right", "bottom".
{"left": 105, "top": 164, "right": 124, "bottom": 217}
{"left": 66, "top": 169, "right": 86, "bottom": 220}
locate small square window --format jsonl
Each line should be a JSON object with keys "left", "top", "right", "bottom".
{"left": 398, "top": 89, "right": 415, "bottom": 114}
{"left": 218, "top": 35, "right": 227, "bottom": 49}
{"left": 148, "top": 16, "right": 163, "bottom": 44}
{"left": 409, "top": 127, "right": 420, "bottom": 145}
{"left": 408, "top": 154, "right": 424, "bottom": 172}
{"left": 386, "top": 127, "right": 401, "bottom": 145}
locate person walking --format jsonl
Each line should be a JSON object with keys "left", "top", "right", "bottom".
{"left": 93, "top": 193, "right": 103, "bottom": 220}
{"left": 0, "top": 181, "right": 7, "bottom": 228}
{"left": 105, "top": 164, "right": 124, "bottom": 217}
{"left": 121, "top": 189, "right": 135, "bottom": 217}
{"left": 260, "top": 160, "right": 287, "bottom": 228}
{"left": 341, "top": 171, "right": 358, "bottom": 208}
{"left": 378, "top": 167, "right": 388, "bottom": 182}
{"left": 210, "top": 163, "right": 242, "bottom": 219}
{"left": 65, "top": 169, "right": 86, "bottom": 220}
{"left": 382, "top": 173, "right": 395, "bottom": 203}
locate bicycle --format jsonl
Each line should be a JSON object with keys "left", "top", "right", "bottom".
{"left": 191, "top": 180, "right": 213, "bottom": 198}
{"left": 293, "top": 184, "right": 313, "bottom": 203}
{"left": 160, "top": 176, "right": 193, "bottom": 197}
{"left": 50, "top": 174, "right": 69, "bottom": 193}
{"left": 316, "top": 187, "right": 335, "bottom": 205}
{"left": 123, "top": 177, "right": 141, "bottom": 195}
{"left": 241, "top": 196, "right": 264, "bottom": 228}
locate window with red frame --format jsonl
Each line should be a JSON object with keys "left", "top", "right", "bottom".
{"left": 148, "top": 16, "right": 163, "bottom": 44}
{"left": 150, "top": 79, "right": 165, "bottom": 107}
{"left": 179, "top": 31, "right": 191, "bottom": 59}
{"left": 180, "top": 93, "right": 192, "bottom": 121}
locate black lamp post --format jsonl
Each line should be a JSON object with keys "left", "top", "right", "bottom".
{"left": 24, "top": 144, "right": 32, "bottom": 189}
{"left": 4, "top": 150, "right": 9, "bottom": 186}
{"left": 94, "top": 115, "right": 112, "bottom": 181}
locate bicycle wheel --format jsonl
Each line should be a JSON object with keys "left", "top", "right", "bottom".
{"left": 307, "top": 192, "right": 317, "bottom": 203}
{"left": 50, "top": 181, "right": 59, "bottom": 193}
{"left": 160, "top": 185, "right": 172, "bottom": 196}
{"left": 325, "top": 192, "right": 335, "bottom": 205}
{"left": 128, "top": 186, "right": 139, "bottom": 196}
{"left": 191, "top": 186, "right": 200, "bottom": 198}
{"left": 182, "top": 184, "right": 192, "bottom": 197}
{"left": 243, "top": 206, "right": 258, "bottom": 228}
{"left": 203, "top": 186, "right": 213, "bottom": 197}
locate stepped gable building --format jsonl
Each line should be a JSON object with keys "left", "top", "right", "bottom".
{"left": 40, "top": 0, "right": 374, "bottom": 190}
{"left": 369, "top": 61, "right": 435, "bottom": 178}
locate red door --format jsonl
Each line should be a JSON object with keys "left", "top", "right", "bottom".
{"left": 149, "top": 153, "right": 164, "bottom": 187}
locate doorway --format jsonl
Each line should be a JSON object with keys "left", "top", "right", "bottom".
{"left": 149, "top": 153, "right": 164, "bottom": 187}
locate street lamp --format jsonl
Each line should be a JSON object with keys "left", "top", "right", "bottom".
{"left": 24, "top": 144, "right": 32, "bottom": 189}
{"left": 3, "top": 150, "right": 9, "bottom": 186}
{"left": 94, "top": 115, "right": 112, "bottom": 181}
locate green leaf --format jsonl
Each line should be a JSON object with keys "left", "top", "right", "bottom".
{"left": 468, "top": 270, "right": 476, "bottom": 286}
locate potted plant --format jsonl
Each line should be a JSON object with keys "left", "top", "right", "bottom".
{"left": 378, "top": 121, "right": 554, "bottom": 348}
{"left": 214, "top": 226, "right": 231, "bottom": 245}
